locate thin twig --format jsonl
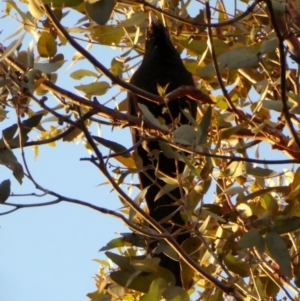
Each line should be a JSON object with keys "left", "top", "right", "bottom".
{"left": 118, "top": 0, "right": 263, "bottom": 28}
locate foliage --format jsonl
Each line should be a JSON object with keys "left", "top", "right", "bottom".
{"left": 2, "top": 0, "right": 300, "bottom": 300}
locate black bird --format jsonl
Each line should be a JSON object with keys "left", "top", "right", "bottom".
{"left": 129, "top": 18, "right": 197, "bottom": 287}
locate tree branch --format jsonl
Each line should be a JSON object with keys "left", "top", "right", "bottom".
{"left": 118, "top": 0, "right": 263, "bottom": 29}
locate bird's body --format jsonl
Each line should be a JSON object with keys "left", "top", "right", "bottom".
{"left": 129, "top": 20, "right": 197, "bottom": 287}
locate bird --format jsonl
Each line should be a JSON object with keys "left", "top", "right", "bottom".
{"left": 128, "top": 17, "right": 197, "bottom": 287}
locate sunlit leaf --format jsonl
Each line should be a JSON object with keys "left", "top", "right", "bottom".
{"left": 110, "top": 57, "right": 124, "bottom": 78}
{"left": 75, "top": 82, "right": 110, "bottom": 96}
{"left": 37, "top": 31, "right": 57, "bottom": 57}
{"left": 223, "top": 161, "right": 246, "bottom": 177}
{"left": 70, "top": 69, "right": 98, "bottom": 80}
{"left": 28, "top": 0, "right": 44, "bottom": 18}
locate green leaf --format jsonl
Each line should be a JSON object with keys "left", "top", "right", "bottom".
{"left": 265, "top": 231, "right": 291, "bottom": 277}
{"left": 42, "top": 0, "right": 84, "bottom": 7}
{"left": 100, "top": 233, "right": 146, "bottom": 250}
{"left": 224, "top": 253, "right": 250, "bottom": 277}
{"left": 272, "top": 216, "right": 300, "bottom": 234}
{"left": 260, "top": 276, "right": 280, "bottom": 297}
{"left": 198, "top": 47, "right": 259, "bottom": 77}
{"left": 285, "top": 166, "right": 300, "bottom": 200}
{"left": 34, "top": 60, "right": 65, "bottom": 73}
{"left": 0, "top": 34, "right": 25, "bottom": 63}
{"left": 173, "top": 124, "right": 196, "bottom": 145}
{"left": 138, "top": 104, "right": 168, "bottom": 131}
{"left": 253, "top": 79, "right": 269, "bottom": 103}
{"left": 0, "top": 149, "right": 24, "bottom": 184}
{"left": 156, "top": 241, "right": 178, "bottom": 261}
{"left": 197, "top": 106, "right": 211, "bottom": 145}
{"left": 0, "top": 108, "right": 8, "bottom": 122}
{"left": 140, "top": 278, "right": 168, "bottom": 301}
{"left": 201, "top": 209, "right": 227, "bottom": 223}
{"left": 119, "top": 11, "right": 145, "bottom": 27}
{"left": 215, "top": 95, "right": 228, "bottom": 110}
{"left": 175, "top": 37, "right": 227, "bottom": 57}
{"left": 85, "top": 0, "right": 115, "bottom": 25}
{"left": 260, "top": 194, "right": 278, "bottom": 215}
{"left": 87, "top": 291, "right": 112, "bottom": 301}
{"left": 238, "top": 229, "right": 265, "bottom": 254}
{"left": 238, "top": 186, "right": 289, "bottom": 203}
{"left": 92, "top": 136, "right": 130, "bottom": 157}
{"left": 9, "top": 113, "right": 44, "bottom": 147}
{"left": 180, "top": 237, "right": 202, "bottom": 290}
{"left": 0, "top": 179, "right": 11, "bottom": 203}
{"left": 222, "top": 186, "right": 247, "bottom": 196}
{"left": 2, "top": 124, "right": 18, "bottom": 144}
{"left": 131, "top": 258, "right": 161, "bottom": 273}
{"left": 163, "top": 286, "right": 189, "bottom": 301}
{"left": 210, "top": 288, "right": 223, "bottom": 301}
{"left": 263, "top": 100, "right": 292, "bottom": 112}
{"left": 100, "top": 237, "right": 134, "bottom": 251}
{"left": 246, "top": 166, "right": 275, "bottom": 177}
{"left": 110, "top": 270, "right": 154, "bottom": 292}
{"left": 154, "top": 183, "right": 177, "bottom": 201}
{"left": 158, "top": 141, "right": 177, "bottom": 159}
{"left": 254, "top": 276, "right": 268, "bottom": 299}
{"left": 106, "top": 283, "right": 126, "bottom": 298}
{"left": 105, "top": 252, "right": 140, "bottom": 272}
{"left": 91, "top": 25, "right": 124, "bottom": 46}
{"left": 220, "top": 122, "right": 247, "bottom": 139}
{"left": 260, "top": 38, "right": 278, "bottom": 54}
{"left": 63, "top": 127, "right": 84, "bottom": 142}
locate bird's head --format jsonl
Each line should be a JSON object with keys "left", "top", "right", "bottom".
{"left": 144, "top": 17, "right": 176, "bottom": 57}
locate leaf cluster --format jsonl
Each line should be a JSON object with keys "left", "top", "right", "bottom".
{"left": 2, "top": 0, "right": 300, "bottom": 300}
